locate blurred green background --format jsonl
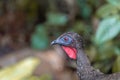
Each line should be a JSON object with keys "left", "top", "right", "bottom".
{"left": 0, "top": 0, "right": 120, "bottom": 80}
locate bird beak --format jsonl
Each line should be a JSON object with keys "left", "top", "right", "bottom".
{"left": 51, "top": 39, "right": 60, "bottom": 45}
{"left": 51, "top": 40, "right": 56, "bottom": 45}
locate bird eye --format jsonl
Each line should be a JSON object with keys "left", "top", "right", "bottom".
{"left": 64, "top": 37, "right": 69, "bottom": 41}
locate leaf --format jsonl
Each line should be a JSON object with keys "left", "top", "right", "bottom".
{"left": 0, "top": 57, "right": 39, "bottom": 80}
{"left": 96, "top": 4, "right": 118, "bottom": 18}
{"left": 114, "top": 47, "right": 120, "bottom": 55}
{"left": 107, "top": 0, "right": 120, "bottom": 9}
{"left": 95, "top": 17, "right": 120, "bottom": 45}
{"left": 31, "top": 24, "right": 49, "bottom": 50}
{"left": 112, "top": 56, "right": 120, "bottom": 72}
{"left": 81, "top": 4, "right": 92, "bottom": 19}
{"left": 46, "top": 12, "right": 68, "bottom": 26}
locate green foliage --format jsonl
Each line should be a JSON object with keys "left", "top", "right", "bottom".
{"left": 114, "top": 47, "right": 120, "bottom": 55}
{"left": 81, "top": 4, "right": 92, "bottom": 19}
{"left": 2, "top": 0, "right": 120, "bottom": 74}
{"left": 31, "top": 12, "right": 68, "bottom": 50}
{"left": 94, "top": 0, "right": 120, "bottom": 73}
{"left": 107, "top": 0, "right": 120, "bottom": 8}
{"left": 14, "top": 0, "right": 120, "bottom": 74}
{"left": 31, "top": 24, "right": 49, "bottom": 50}
{"left": 0, "top": 57, "right": 39, "bottom": 80}
{"left": 97, "top": 4, "right": 118, "bottom": 18}
{"left": 72, "top": 21, "right": 86, "bottom": 32}
{"left": 77, "top": 0, "right": 92, "bottom": 19}
{"left": 95, "top": 16, "right": 120, "bottom": 45}
{"left": 46, "top": 12, "right": 68, "bottom": 26}
{"left": 97, "top": 0, "right": 120, "bottom": 18}
{"left": 112, "top": 56, "right": 120, "bottom": 72}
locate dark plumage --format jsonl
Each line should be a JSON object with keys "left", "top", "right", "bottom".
{"left": 51, "top": 32, "right": 120, "bottom": 80}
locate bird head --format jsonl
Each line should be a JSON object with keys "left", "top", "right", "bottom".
{"left": 51, "top": 32, "right": 84, "bottom": 60}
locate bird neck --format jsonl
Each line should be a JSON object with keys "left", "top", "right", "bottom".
{"left": 76, "top": 48, "right": 103, "bottom": 80}
{"left": 76, "top": 48, "right": 90, "bottom": 67}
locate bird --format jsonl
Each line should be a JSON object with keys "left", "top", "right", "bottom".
{"left": 51, "top": 32, "right": 120, "bottom": 80}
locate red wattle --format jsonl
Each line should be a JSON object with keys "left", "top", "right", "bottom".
{"left": 62, "top": 46, "right": 77, "bottom": 59}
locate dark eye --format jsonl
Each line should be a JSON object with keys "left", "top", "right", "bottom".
{"left": 61, "top": 36, "right": 73, "bottom": 45}
{"left": 64, "top": 37, "right": 69, "bottom": 41}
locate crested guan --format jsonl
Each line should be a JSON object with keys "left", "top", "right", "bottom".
{"left": 51, "top": 32, "right": 120, "bottom": 80}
